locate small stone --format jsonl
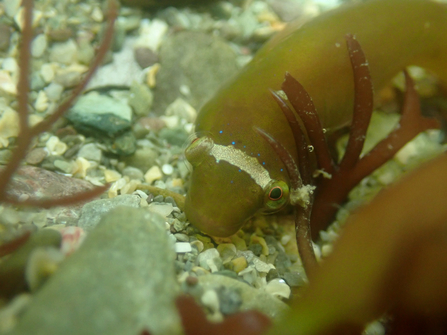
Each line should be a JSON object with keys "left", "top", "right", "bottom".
{"left": 134, "top": 47, "right": 159, "bottom": 68}
{"left": 0, "top": 70, "right": 17, "bottom": 95}
{"left": 217, "top": 243, "right": 237, "bottom": 264}
{"left": 252, "top": 257, "right": 275, "bottom": 273}
{"left": 175, "top": 242, "right": 192, "bottom": 253}
{"left": 230, "top": 234, "right": 247, "bottom": 251}
{"left": 190, "top": 240, "right": 204, "bottom": 253}
{"left": 161, "top": 164, "right": 174, "bottom": 175}
{"left": 44, "top": 82, "right": 64, "bottom": 101}
{"left": 25, "top": 148, "right": 48, "bottom": 165}
{"left": 48, "top": 28, "right": 74, "bottom": 42}
{"left": 144, "top": 166, "right": 162, "bottom": 184}
{"left": 67, "top": 93, "right": 132, "bottom": 136}
{"left": 250, "top": 235, "right": 269, "bottom": 255}
{"left": 77, "top": 143, "right": 102, "bottom": 162}
{"left": 31, "top": 34, "right": 47, "bottom": 58}
{"left": 77, "top": 195, "right": 141, "bottom": 231}
{"left": 129, "top": 81, "right": 153, "bottom": 116}
{"left": 122, "top": 166, "right": 144, "bottom": 181}
{"left": 53, "top": 159, "right": 76, "bottom": 174}
{"left": 148, "top": 202, "right": 174, "bottom": 217}
{"left": 104, "top": 169, "right": 122, "bottom": 183}
{"left": 0, "top": 24, "right": 11, "bottom": 51}
{"left": 5, "top": 0, "right": 21, "bottom": 18}
{"left": 264, "top": 278, "right": 291, "bottom": 299}
{"left": 34, "top": 91, "right": 49, "bottom": 113}
{"left": 165, "top": 98, "right": 197, "bottom": 123}
{"left": 283, "top": 271, "right": 306, "bottom": 287}
{"left": 197, "top": 248, "right": 222, "bottom": 273}
{"left": 40, "top": 64, "right": 55, "bottom": 83}
{"left": 248, "top": 243, "right": 263, "bottom": 256}
{"left": 49, "top": 39, "right": 78, "bottom": 65}
{"left": 201, "top": 289, "right": 220, "bottom": 314}
{"left": 45, "top": 136, "right": 67, "bottom": 156}
{"left": 231, "top": 256, "right": 248, "bottom": 273}
{"left": 174, "top": 233, "right": 189, "bottom": 242}
{"left": 0, "top": 108, "right": 19, "bottom": 145}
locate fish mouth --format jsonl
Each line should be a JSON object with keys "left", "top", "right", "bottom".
{"left": 184, "top": 194, "right": 244, "bottom": 237}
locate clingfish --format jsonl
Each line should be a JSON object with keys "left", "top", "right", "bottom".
{"left": 184, "top": 0, "right": 447, "bottom": 237}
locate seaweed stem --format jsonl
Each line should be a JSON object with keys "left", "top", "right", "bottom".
{"left": 0, "top": 0, "right": 118, "bottom": 205}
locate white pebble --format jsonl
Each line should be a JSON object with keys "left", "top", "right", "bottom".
{"left": 2, "top": 58, "right": 18, "bottom": 73}
{"left": 40, "top": 64, "right": 55, "bottom": 83}
{"left": 31, "top": 34, "right": 47, "bottom": 58}
{"left": 175, "top": 242, "right": 192, "bottom": 253}
{"left": 264, "top": 278, "right": 291, "bottom": 299}
{"left": 201, "top": 289, "right": 220, "bottom": 314}
{"left": 161, "top": 164, "right": 174, "bottom": 175}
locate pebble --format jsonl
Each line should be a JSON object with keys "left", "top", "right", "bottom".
{"left": 0, "top": 23, "right": 11, "bottom": 51}
{"left": 8, "top": 208, "right": 182, "bottom": 335}
{"left": 49, "top": 39, "right": 78, "bottom": 65}
{"left": 253, "top": 256, "right": 275, "bottom": 273}
{"left": 25, "top": 148, "right": 47, "bottom": 165}
{"left": 129, "top": 81, "right": 153, "bottom": 116}
{"left": 148, "top": 202, "right": 174, "bottom": 217}
{"left": 77, "top": 143, "right": 102, "bottom": 162}
{"left": 153, "top": 31, "right": 238, "bottom": 113}
{"left": 77, "top": 194, "right": 141, "bottom": 231}
{"left": 0, "top": 70, "right": 17, "bottom": 95}
{"left": 122, "top": 166, "right": 144, "bottom": 181}
{"left": 144, "top": 165, "right": 163, "bottom": 184}
{"left": 197, "top": 248, "right": 222, "bottom": 272}
{"left": 217, "top": 243, "right": 237, "bottom": 264}
{"left": 44, "top": 82, "right": 64, "bottom": 101}
{"left": 134, "top": 47, "right": 159, "bottom": 68}
{"left": 67, "top": 93, "right": 132, "bottom": 137}
{"left": 175, "top": 242, "right": 192, "bottom": 253}
{"left": 282, "top": 271, "right": 306, "bottom": 287}
{"left": 264, "top": 278, "right": 291, "bottom": 300}
{"left": 161, "top": 164, "right": 174, "bottom": 175}
{"left": 198, "top": 274, "right": 288, "bottom": 318}
{"left": 231, "top": 256, "right": 248, "bottom": 273}
{"left": 165, "top": 98, "right": 197, "bottom": 123}
{"left": 46, "top": 136, "right": 68, "bottom": 156}
{"left": 31, "top": 34, "right": 47, "bottom": 58}
{"left": 0, "top": 108, "right": 19, "bottom": 145}
{"left": 87, "top": 37, "right": 144, "bottom": 90}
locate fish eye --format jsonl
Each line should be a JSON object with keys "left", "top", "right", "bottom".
{"left": 268, "top": 186, "right": 283, "bottom": 200}
{"left": 264, "top": 180, "right": 289, "bottom": 212}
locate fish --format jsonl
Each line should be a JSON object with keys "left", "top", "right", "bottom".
{"left": 184, "top": 0, "right": 447, "bottom": 237}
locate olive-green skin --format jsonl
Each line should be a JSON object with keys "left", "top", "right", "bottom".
{"left": 185, "top": 0, "right": 447, "bottom": 237}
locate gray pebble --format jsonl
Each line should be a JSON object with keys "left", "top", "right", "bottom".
{"left": 77, "top": 143, "right": 102, "bottom": 162}
{"left": 198, "top": 274, "right": 288, "bottom": 318}
{"left": 122, "top": 166, "right": 144, "bottom": 181}
{"left": 0, "top": 24, "right": 11, "bottom": 51}
{"left": 134, "top": 47, "right": 159, "bottom": 68}
{"left": 153, "top": 31, "right": 238, "bottom": 114}
{"left": 67, "top": 93, "right": 132, "bottom": 137}
{"left": 9, "top": 207, "right": 182, "bottom": 335}
{"left": 77, "top": 194, "right": 141, "bottom": 231}
{"left": 129, "top": 81, "right": 153, "bottom": 116}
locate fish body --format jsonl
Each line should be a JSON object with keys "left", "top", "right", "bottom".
{"left": 185, "top": 0, "right": 447, "bottom": 237}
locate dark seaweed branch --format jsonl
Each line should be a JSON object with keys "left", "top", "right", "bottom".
{"left": 310, "top": 36, "right": 441, "bottom": 238}
{"left": 0, "top": 0, "right": 118, "bottom": 206}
